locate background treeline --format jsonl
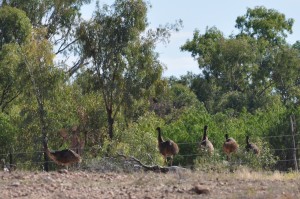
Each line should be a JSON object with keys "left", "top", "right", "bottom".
{"left": 0, "top": 0, "right": 300, "bottom": 171}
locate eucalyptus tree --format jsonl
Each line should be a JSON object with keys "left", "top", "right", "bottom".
{"left": 77, "top": 0, "right": 180, "bottom": 139}
{"left": 235, "top": 7, "right": 300, "bottom": 107}
{"left": 181, "top": 27, "right": 261, "bottom": 113}
{"left": 235, "top": 6, "right": 294, "bottom": 45}
{"left": 0, "top": 6, "right": 32, "bottom": 112}
{"left": 271, "top": 45, "right": 300, "bottom": 107}
{"left": 182, "top": 7, "right": 298, "bottom": 114}
{"left": 293, "top": 41, "right": 300, "bottom": 51}
{"left": 1, "top": 0, "right": 91, "bottom": 73}
{"left": 19, "top": 28, "right": 63, "bottom": 171}
{"left": 0, "top": 112, "right": 16, "bottom": 155}
{"left": 0, "top": 6, "right": 31, "bottom": 49}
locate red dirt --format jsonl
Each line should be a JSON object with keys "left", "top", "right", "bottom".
{"left": 0, "top": 170, "right": 299, "bottom": 198}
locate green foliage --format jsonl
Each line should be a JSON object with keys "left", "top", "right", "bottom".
{"left": 272, "top": 46, "right": 300, "bottom": 107}
{"left": 0, "top": 6, "right": 31, "bottom": 48}
{"left": 100, "top": 112, "right": 164, "bottom": 165}
{"left": 0, "top": 1, "right": 297, "bottom": 173}
{"left": 0, "top": 113, "right": 16, "bottom": 154}
{"left": 194, "top": 152, "right": 226, "bottom": 173}
{"left": 194, "top": 138, "right": 278, "bottom": 172}
{"left": 162, "top": 104, "right": 211, "bottom": 165}
{"left": 235, "top": 6, "right": 294, "bottom": 44}
{"left": 5, "top": 0, "right": 91, "bottom": 56}
{"left": 157, "top": 100, "right": 283, "bottom": 168}
{"left": 0, "top": 10, "right": 30, "bottom": 112}
{"left": 181, "top": 26, "right": 224, "bottom": 64}
{"left": 21, "top": 28, "right": 57, "bottom": 98}
{"left": 236, "top": 139, "right": 278, "bottom": 171}
{"left": 181, "top": 6, "right": 300, "bottom": 115}
{"left": 77, "top": 0, "right": 174, "bottom": 139}
{"left": 0, "top": 43, "right": 24, "bottom": 112}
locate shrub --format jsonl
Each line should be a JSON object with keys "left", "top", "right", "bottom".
{"left": 0, "top": 113, "right": 16, "bottom": 154}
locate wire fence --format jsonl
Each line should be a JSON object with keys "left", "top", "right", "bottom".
{"left": 1, "top": 133, "right": 300, "bottom": 170}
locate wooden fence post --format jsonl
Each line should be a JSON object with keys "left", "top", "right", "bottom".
{"left": 9, "top": 152, "right": 13, "bottom": 169}
{"left": 290, "top": 114, "right": 298, "bottom": 172}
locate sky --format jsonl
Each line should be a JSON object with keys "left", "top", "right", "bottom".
{"left": 81, "top": 0, "right": 300, "bottom": 77}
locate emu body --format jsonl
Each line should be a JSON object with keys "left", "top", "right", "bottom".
{"left": 45, "top": 149, "right": 82, "bottom": 166}
{"left": 157, "top": 127, "right": 179, "bottom": 166}
{"left": 44, "top": 138, "right": 81, "bottom": 168}
{"left": 199, "top": 125, "right": 214, "bottom": 154}
{"left": 223, "top": 134, "right": 239, "bottom": 161}
{"left": 245, "top": 135, "right": 260, "bottom": 155}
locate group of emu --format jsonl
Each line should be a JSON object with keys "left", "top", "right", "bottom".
{"left": 2, "top": 125, "right": 259, "bottom": 172}
{"left": 157, "top": 125, "right": 260, "bottom": 166}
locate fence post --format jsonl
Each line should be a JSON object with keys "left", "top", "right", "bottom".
{"left": 9, "top": 151, "right": 13, "bottom": 168}
{"left": 290, "top": 114, "right": 298, "bottom": 172}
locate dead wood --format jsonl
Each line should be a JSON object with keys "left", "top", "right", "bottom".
{"left": 117, "top": 153, "right": 186, "bottom": 173}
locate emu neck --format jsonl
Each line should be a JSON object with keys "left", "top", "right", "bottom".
{"left": 203, "top": 128, "right": 207, "bottom": 140}
{"left": 157, "top": 129, "right": 164, "bottom": 143}
{"left": 246, "top": 137, "right": 250, "bottom": 145}
{"left": 225, "top": 134, "right": 229, "bottom": 140}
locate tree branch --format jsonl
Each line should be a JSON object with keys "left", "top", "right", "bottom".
{"left": 55, "top": 38, "right": 79, "bottom": 55}
{"left": 117, "top": 153, "right": 186, "bottom": 173}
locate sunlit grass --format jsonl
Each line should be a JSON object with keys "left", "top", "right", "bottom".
{"left": 233, "top": 167, "right": 300, "bottom": 181}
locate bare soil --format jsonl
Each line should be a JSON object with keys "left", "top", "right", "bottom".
{"left": 0, "top": 169, "right": 299, "bottom": 199}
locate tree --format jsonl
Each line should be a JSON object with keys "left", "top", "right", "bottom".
{"left": 19, "top": 28, "right": 62, "bottom": 171}
{"left": 235, "top": 7, "right": 300, "bottom": 109}
{"left": 0, "top": 6, "right": 31, "bottom": 49}
{"left": 181, "top": 27, "right": 261, "bottom": 113}
{"left": 293, "top": 41, "right": 300, "bottom": 51}
{"left": 77, "top": 0, "right": 148, "bottom": 140}
{"left": 1, "top": 0, "right": 92, "bottom": 73}
{"left": 0, "top": 44, "right": 23, "bottom": 112}
{"left": 272, "top": 45, "right": 300, "bottom": 107}
{"left": 182, "top": 27, "right": 258, "bottom": 91}
{"left": 0, "top": 112, "right": 16, "bottom": 154}
{"left": 77, "top": 0, "right": 180, "bottom": 139}
{"left": 235, "top": 6, "right": 294, "bottom": 45}
{"left": 182, "top": 7, "right": 298, "bottom": 114}
{"left": 0, "top": 6, "right": 32, "bottom": 112}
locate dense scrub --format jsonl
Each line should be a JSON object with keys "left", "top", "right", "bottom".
{"left": 0, "top": 1, "right": 299, "bottom": 172}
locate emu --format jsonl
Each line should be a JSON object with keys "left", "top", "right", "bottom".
{"left": 43, "top": 137, "right": 82, "bottom": 169}
{"left": 199, "top": 125, "right": 214, "bottom": 154}
{"left": 223, "top": 134, "right": 239, "bottom": 161}
{"left": 245, "top": 135, "right": 260, "bottom": 155}
{"left": 156, "top": 127, "right": 179, "bottom": 166}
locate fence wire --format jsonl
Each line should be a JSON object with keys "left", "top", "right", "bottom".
{"left": 1, "top": 133, "right": 300, "bottom": 170}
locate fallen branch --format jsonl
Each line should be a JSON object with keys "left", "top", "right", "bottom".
{"left": 117, "top": 153, "right": 186, "bottom": 173}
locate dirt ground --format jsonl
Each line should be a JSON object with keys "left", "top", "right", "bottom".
{"left": 0, "top": 169, "right": 299, "bottom": 199}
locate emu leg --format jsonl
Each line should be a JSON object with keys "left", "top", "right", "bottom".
{"left": 170, "top": 156, "right": 173, "bottom": 166}
{"left": 164, "top": 156, "right": 167, "bottom": 166}
{"left": 226, "top": 154, "right": 230, "bottom": 161}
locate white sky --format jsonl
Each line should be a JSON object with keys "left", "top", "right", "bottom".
{"left": 81, "top": 0, "right": 300, "bottom": 77}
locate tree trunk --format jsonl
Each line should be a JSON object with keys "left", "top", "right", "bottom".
{"left": 107, "top": 108, "right": 114, "bottom": 140}
{"left": 37, "top": 100, "right": 49, "bottom": 172}
{"left": 23, "top": 49, "right": 50, "bottom": 171}
{"left": 108, "top": 116, "right": 114, "bottom": 140}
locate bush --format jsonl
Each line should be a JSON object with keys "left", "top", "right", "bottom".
{"left": 194, "top": 139, "right": 278, "bottom": 172}
{"left": 0, "top": 113, "right": 16, "bottom": 154}
{"left": 99, "top": 112, "right": 165, "bottom": 165}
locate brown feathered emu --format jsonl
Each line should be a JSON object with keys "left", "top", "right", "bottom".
{"left": 199, "top": 125, "right": 214, "bottom": 154}
{"left": 156, "top": 127, "right": 179, "bottom": 166}
{"left": 223, "top": 134, "right": 239, "bottom": 161}
{"left": 43, "top": 137, "right": 82, "bottom": 169}
{"left": 245, "top": 135, "right": 260, "bottom": 155}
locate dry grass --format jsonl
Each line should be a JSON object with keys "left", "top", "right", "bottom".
{"left": 0, "top": 169, "right": 300, "bottom": 198}
{"left": 234, "top": 168, "right": 300, "bottom": 181}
